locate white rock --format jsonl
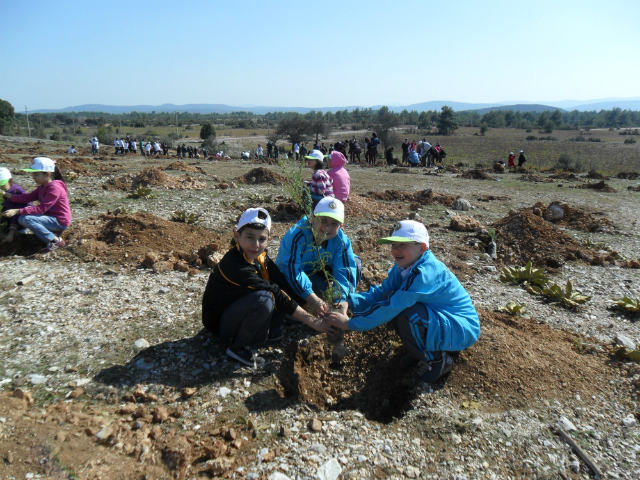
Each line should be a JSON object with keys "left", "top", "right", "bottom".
{"left": 134, "top": 338, "right": 150, "bottom": 349}
{"left": 622, "top": 415, "right": 637, "bottom": 427}
{"left": 75, "top": 378, "right": 91, "bottom": 386}
{"left": 135, "top": 358, "right": 155, "bottom": 370}
{"left": 29, "top": 374, "right": 47, "bottom": 385}
{"left": 247, "top": 473, "right": 259, "bottom": 480}
{"left": 268, "top": 473, "right": 291, "bottom": 480}
{"left": 357, "top": 455, "right": 367, "bottom": 463}
{"left": 451, "top": 434, "right": 462, "bottom": 444}
{"left": 614, "top": 333, "right": 636, "bottom": 350}
{"left": 217, "top": 387, "right": 231, "bottom": 397}
{"left": 404, "top": 466, "right": 420, "bottom": 479}
{"left": 317, "top": 458, "right": 342, "bottom": 480}
{"left": 310, "top": 443, "right": 327, "bottom": 454}
{"left": 452, "top": 198, "right": 472, "bottom": 211}
{"left": 558, "top": 416, "right": 577, "bottom": 432}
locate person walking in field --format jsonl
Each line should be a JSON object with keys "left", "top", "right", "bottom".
{"left": 518, "top": 150, "right": 526, "bottom": 167}
{"left": 293, "top": 142, "right": 300, "bottom": 160}
{"left": 266, "top": 141, "right": 273, "bottom": 158}
{"left": 369, "top": 133, "right": 380, "bottom": 165}
{"left": 508, "top": 152, "right": 515, "bottom": 168}
{"left": 274, "top": 143, "right": 279, "bottom": 160}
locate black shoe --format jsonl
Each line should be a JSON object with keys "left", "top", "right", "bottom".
{"left": 412, "top": 353, "right": 454, "bottom": 384}
{"left": 267, "top": 325, "right": 285, "bottom": 343}
{"left": 400, "top": 353, "right": 420, "bottom": 368}
{"left": 226, "top": 346, "right": 266, "bottom": 368}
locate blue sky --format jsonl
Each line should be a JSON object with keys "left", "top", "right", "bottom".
{"left": 1, "top": 0, "right": 639, "bottom": 110}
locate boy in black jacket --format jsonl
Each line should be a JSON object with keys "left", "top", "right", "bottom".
{"left": 202, "top": 208, "right": 334, "bottom": 367}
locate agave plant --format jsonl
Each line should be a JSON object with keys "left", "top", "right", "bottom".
{"left": 247, "top": 193, "right": 273, "bottom": 204}
{"left": 114, "top": 206, "right": 135, "bottom": 215}
{"left": 611, "top": 296, "right": 640, "bottom": 313}
{"left": 530, "top": 280, "right": 591, "bottom": 307}
{"left": 614, "top": 346, "right": 640, "bottom": 362}
{"left": 582, "top": 238, "right": 609, "bottom": 250}
{"left": 500, "top": 261, "right": 550, "bottom": 286}
{"left": 497, "top": 302, "right": 527, "bottom": 315}
{"left": 127, "top": 186, "right": 155, "bottom": 199}
{"left": 171, "top": 210, "right": 201, "bottom": 224}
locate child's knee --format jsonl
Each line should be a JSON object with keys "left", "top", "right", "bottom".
{"left": 18, "top": 215, "right": 31, "bottom": 228}
{"left": 250, "top": 290, "right": 275, "bottom": 313}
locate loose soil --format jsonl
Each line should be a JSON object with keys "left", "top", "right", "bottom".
{"left": 493, "top": 208, "right": 592, "bottom": 266}
{"left": 519, "top": 173, "right": 554, "bottom": 183}
{"left": 525, "top": 201, "right": 616, "bottom": 233}
{"left": 103, "top": 168, "right": 207, "bottom": 191}
{"left": 367, "top": 188, "right": 457, "bottom": 207}
{"left": 389, "top": 167, "right": 415, "bottom": 174}
{"left": 575, "top": 180, "right": 617, "bottom": 192}
{"left": 583, "top": 171, "right": 610, "bottom": 180}
{"left": 163, "top": 161, "right": 208, "bottom": 175}
{"left": 548, "top": 172, "right": 583, "bottom": 182}
{"left": 234, "top": 167, "right": 288, "bottom": 185}
{"left": 64, "top": 212, "right": 225, "bottom": 266}
{"left": 458, "top": 170, "right": 496, "bottom": 181}
{"left": 0, "top": 232, "right": 47, "bottom": 257}
{"left": 57, "top": 157, "right": 96, "bottom": 175}
{"left": 615, "top": 171, "right": 639, "bottom": 179}
{"left": 476, "top": 195, "right": 510, "bottom": 202}
{"left": 278, "top": 308, "right": 614, "bottom": 422}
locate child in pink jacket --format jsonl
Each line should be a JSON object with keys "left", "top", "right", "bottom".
{"left": 1, "top": 157, "right": 72, "bottom": 253}
{"left": 328, "top": 151, "right": 350, "bottom": 203}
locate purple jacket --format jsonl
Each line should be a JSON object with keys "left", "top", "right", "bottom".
{"left": 3, "top": 184, "right": 30, "bottom": 226}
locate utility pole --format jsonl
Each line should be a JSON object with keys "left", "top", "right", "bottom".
{"left": 25, "top": 106, "right": 31, "bottom": 137}
{"left": 175, "top": 111, "right": 178, "bottom": 136}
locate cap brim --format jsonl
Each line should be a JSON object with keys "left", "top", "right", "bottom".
{"left": 22, "top": 168, "right": 41, "bottom": 172}
{"left": 314, "top": 212, "right": 344, "bottom": 223}
{"left": 377, "top": 236, "right": 418, "bottom": 244}
{"left": 0, "top": 179, "right": 9, "bottom": 187}
{"left": 304, "top": 155, "right": 318, "bottom": 160}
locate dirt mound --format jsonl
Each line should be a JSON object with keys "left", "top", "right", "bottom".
{"left": 368, "top": 188, "right": 457, "bottom": 207}
{"left": 583, "top": 171, "right": 609, "bottom": 180}
{"left": 103, "top": 168, "right": 207, "bottom": 191}
{"left": 476, "top": 195, "right": 510, "bottom": 202}
{"left": 64, "top": 212, "right": 226, "bottom": 267}
{"left": 459, "top": 169, "right": 496, "bottom": 181}
{"left": 278, "top": 308, "right": 612, "bottom": 420}
{"left": 526, "top": 201, "right": 615, "bottom": 233}
{"left": 616, "top": 171, "right": 640, "bottom": 179}
{"left": 628, "top": 185, "right": 640, "bottom": 192}
{"left": 445, "top": 165, "right": 460, "bottom": 173}
{"left": 548, "top": 172, "right": 582, "bottom": 182}
{"left": 0, "top": 233, "right": 47, "bottom": 257}
{"left": 57, "top": 157, "right": 93, "bottom": 175}
{"left": 163, "top": 161, "right": 207, "bottom": 175}
{"left": 345, "top": 193, "right": 403, "bottom": 219}
{"left": 494, "top": 208, "right": 591, "bottom": 266}
{"left": 389, "top": 167, "right": 414, "bottom": 174}
{"left": 519, "top": 173, "right": 553, "bottom": 183}
{"left": 575, "top": 181, "right": 617, "bottom": 192}
{"left": 235, "top": 167, "right": 288, "bottom": 185}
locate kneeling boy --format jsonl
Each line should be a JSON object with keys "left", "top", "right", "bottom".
{"left": 325, "top": 220, "right": 480, "bottom": 384}
{"left": 202, "top": 208, "right": 333, "bottom": 367}
{"left": 275, "top": 197, "right": 360, "bottom": 316}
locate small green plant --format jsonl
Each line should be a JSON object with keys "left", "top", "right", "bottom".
{"left": 71, "top": 196, "right": 99, "bottom": 207}
{"left": 500, "top": 261, "right": 549, "bottom": 286}
{"left": 611, "top": 296, "right": 640, "bottom": 313}
{"left": 114, "top": 206, "right": 135, "bottom": 215}
{"left": 247, "top": 193, "right": 274, "bottom": 204}
{"left": 525, "top": 280, "right": 591, "bottom": 308}
{"left": 581, "top": 237, "right": 609, "bottom": 250}
{"left": 171, "top": 210, "right": 201, "bottom": 224}
{"left": 614, "top": 346, "right": 640, "bottom": 362}
{"left": 127, "top": 186, "right": 155, "bottom": 199}
{"left": 487, "top": 228, "right": 497, "bottom": 242}
{"left": 497, "top": 302, "right": 527, "bottom": 316}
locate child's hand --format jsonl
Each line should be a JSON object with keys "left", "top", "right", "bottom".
{"left": 1, "top": 209, "right": 19, "bottom": 218}
{"left": 325, "top": 312, "right": 350, "bottom": 330}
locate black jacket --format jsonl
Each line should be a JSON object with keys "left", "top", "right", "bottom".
{"left": 201, "top": 245, "right": 298, "bottom": 334}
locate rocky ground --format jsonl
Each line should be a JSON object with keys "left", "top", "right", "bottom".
{"left": 1, "top": 136, "right": 640, "bottom": 479}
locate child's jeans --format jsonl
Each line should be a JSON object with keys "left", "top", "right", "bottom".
{"left": 18, "top": 215, "right": 67, "bottom": 243}
{"left": 219, "top": 290, "right": 275, "bottom": 350}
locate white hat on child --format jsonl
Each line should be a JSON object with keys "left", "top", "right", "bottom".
{"left": 305, "top": 149, "right": 324, "bottom": 162}
{"left": 377, "top": 220, "right": 429, "bottom": 248}
{"left": 236, "top": 207, "right": 272, "bottom": 232}
{"left": 314, "top": 197, "right": 344, "bottom": 223}
{"left": 23, "top": 157, "right": 56, "bottom": 173}
{"left": 0, "top": 167, "right": 11, "bottom": 187}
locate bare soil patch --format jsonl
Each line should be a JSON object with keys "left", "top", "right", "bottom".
{"left": 519, "top": 173, "right": 554, "bottom": 183}
{"left": 575, "top": 180, "right": 617, "bottom": 192}
{"left": 528, "top": 201, "right": 615, "bottom": 233}
{"left": 476, "top": 195, "right": 510, "bottom": 202}
{"left": 389, "top": 167, "right": 414, "bottom": 174}
{"left": 615, "top": 171, "right": 639, "bottom": 179}
{"left": 56, "top": 157, "right": 96, "bottom": 176}
{"left": 163, "top": 161, "right": 208, "bottom": 175}
{"left": 458, "top": 170, "right": 496, "bottom": 181}
{"left": 102, "top": 168, "right": 207, "bottom": 191}
{"left": 367, "top": 188, "right": 457, "bottom": 207}
{"left": 234, "top": 167, "right": 288, "bottom": 185}
{"left": 583, "top": 171, "right": 610, "bottom": 180}
{"left": 548, "top": 172, "right": 583, "bottom": 182}
{"left": 64, "top": 212, "right": 225, "bottom": 267}
{"left": 0, "top": 233, "right": 46, "bottom": 257}
{"left": 278, "top": 308, "right": 613, "bottom": 421}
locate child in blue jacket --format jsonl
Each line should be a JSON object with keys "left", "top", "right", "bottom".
{"left": 325, "top": 220, "right": 480, "bottom": 384}
{"left": 275, "top": 197, "right": 361, "bottom": 316}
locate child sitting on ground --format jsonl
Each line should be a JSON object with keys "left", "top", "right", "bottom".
{"left": 304, "top": 149, "right": 334, "bottom": 207}
{"left": 1, "top": 158, "right": 71, "bottom": 253}
{"left": 202, "top": 208, "right": 333, "bottom": 367}
{"left": 275, "top": 197, "right": 361, "bottom": 316}
{"left": 325, "top": 220, "right": 480, "bottom": 384}
{"left": 0, "top": 167, "right": 31, "bottom": 244}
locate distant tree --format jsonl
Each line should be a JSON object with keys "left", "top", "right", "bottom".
{"left": 543, "top": 120, "right": 555, "bottom": 134}
{"left": 372, "top": 106, "right": 401, "bottom": 150}
{"left": 550, "top": 109, "right": 563, "bottom": 127}
{"left": 200, "top": 122, "right": 216, "bottom": 140}
{"left": 0, "top": 98, "right": 15, "bottom": 134}
{"left": 537, "top": 112, "right": 549, "bottom": 128}
{"left": 480, "top": 124, "right": 488, "bottom": 136}
{"left": 275, "top": 116, "right": 311, "bottom": 145}
{"left": 309, "top": 118, "right": 330, "bottom": 143}
{"left": 437, "top": 106, "right": 459, "bottom": 135}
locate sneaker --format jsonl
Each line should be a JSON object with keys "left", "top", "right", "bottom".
{"left": 400, "top": 353, "right": 420, "bottom": 368}
{"left": 226, "top": 346, "right": 266, "bottom": 368}
{"left": 42, "top": 237, "right": 66, "bottom": 253}
{"left": 267, "top": 325, "right": 285, "bottom": 343}
{"left": 412, "top": 353, "right": 454, "bottom": 385}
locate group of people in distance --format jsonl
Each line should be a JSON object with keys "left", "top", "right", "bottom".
{"left": 201, "top": 145, "right": 481, "bottom": 385}
{"left": 383, "top": 138, "right": 446, "bottom": 168}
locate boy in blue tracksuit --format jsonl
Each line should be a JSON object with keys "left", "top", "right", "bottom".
{"left": 326, "top": 220, "right": 480, "bottom": 384}
{"left": 275, "top": 197, "right": 360, "bottom": 316}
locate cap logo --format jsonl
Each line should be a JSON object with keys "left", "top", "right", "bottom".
{"left": 393, "top": 223, "right": 401, "bottom": 231}
{"left": 329, "top": 202, "right": 336, "bottom": 210}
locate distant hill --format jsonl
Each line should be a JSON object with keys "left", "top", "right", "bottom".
{"left": 568, "top": 100, "right": 640, "bottom": 111}
{"left": 463, "top": 104, "right": 564, "bottom": 115}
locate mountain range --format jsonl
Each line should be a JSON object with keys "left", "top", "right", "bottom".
{"left": 31, "top": 97, "right": 640, "bottom": 115}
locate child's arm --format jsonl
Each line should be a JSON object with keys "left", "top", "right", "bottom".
{"left": 4, "top": 189, "right": 38, "bottom": 204}
{"left": 277, "top": 233, "right": 316, "bottom": 300}
{"left": 18, "top": 186, "right": 63, "bottom": 217}
{"left": 292, "top": 306, "right": 336, "bottom": 334}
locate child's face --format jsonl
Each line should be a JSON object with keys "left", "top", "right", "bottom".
{"left": 1, "top": 182, "right": 10, "bottom": 192}
{"left": 31, "top": 172, "right": 50, "bottom": 185}
{"left": 313, "top": 217, "right": 342, "bottom": 242}
{"left": 390, "top": 242, "right": 427, "bottom": 268}
{"left": 305, "top": 159, "right": 316, "bottom": 169}
{"left": 234, "top": 227, "right": 270, "bottom": 261}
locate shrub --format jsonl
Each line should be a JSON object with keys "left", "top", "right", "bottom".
{"left": 480, "top": 124, "right": 488, "bottom": 136}
{"left": 539, "top": 136, "right": 557, "bottom": 141}
{"left": 587, "top": 137, "right": 602, "bottom": 142}
{"left": 571, "top": 135, "right": 586, "bottom": 142}
{"left": 525, "top": 129, "right": 532, "bottom": 132}
{"left": 200, "top": 122, "right": 216, "bottom": 140}
{"left": 526, "top": 135, "right": 537, "bottom": 141}
{"left": 624, "top": 138, "right": 636, "bottom": 144}
{"left": 555, "top": 153, "right": 582, "bottom": 171}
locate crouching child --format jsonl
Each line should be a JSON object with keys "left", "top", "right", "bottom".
{"left": 202, "top": 208, "right": 333, "bottom": 368}
{"left": 325, "top": 220, "right": 480, "bottom": 384}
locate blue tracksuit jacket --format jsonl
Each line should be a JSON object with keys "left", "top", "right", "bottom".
{"left": 347, "top": 250, "right": 480, "bottom": 353}
{"left": 275, "top": 216, "right": 357, "bottom": 301}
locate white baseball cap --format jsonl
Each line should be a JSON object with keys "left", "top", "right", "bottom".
{"left": 304, "top": 149, "right": 324, "bottom": 162}
{"left": 377, "top": 220, "right": 429, "bottom": 247}
{"left": 236, "top": 207, "right": 272, "bottom": 232}
{"left": 314, "top": 197, "right": 344, "bottom": 223}
{"left": 23, "top": 157, "right": 56, "bottom": 173}
{"left": 0, "top": 167, "right": 11, "bottom": 187}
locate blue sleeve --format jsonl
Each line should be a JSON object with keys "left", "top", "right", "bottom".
{"left": 278, "top": 230, "right": 314, "bottom": 299}
{"left": 329, "top": 234, "right": 358, "bottom": 302}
